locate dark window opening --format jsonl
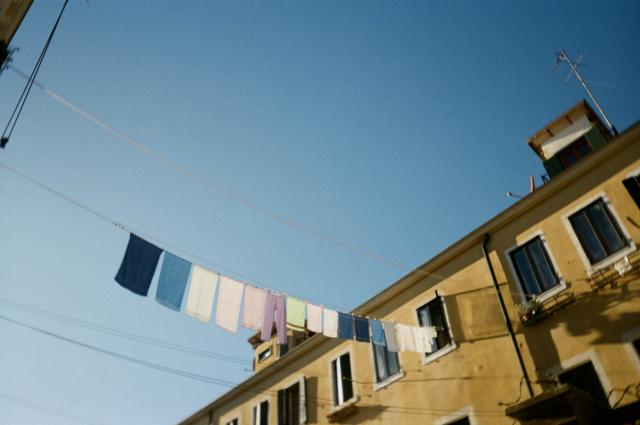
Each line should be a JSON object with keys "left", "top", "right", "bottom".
{"left": 258, "top": 346, "right": 272, "bottom": 362}
{"left": 447, "top": 417, "right": 471, "bottom": 425}
{"left": 569, "top": 199, "right": 627, "bottom": 264}
{"left": 417, "top": 297, "right": 452, "bottom": 352}
{"left": 277, "top": 379, "right": 306, "bottom": 425}
{"left": 623, "top": 175, "right": 640, "bottom": 209}
{"left": 632, "top": 338, "right": 640, "bottom": 358}
{"left": 557, "top": 137, "right": 593, "bottom": 169}
{"left": 331, "top": 353, "right": 354, "bottom": 405}
{"left": 253, "top": 400, "right": 269, "bottom": 425}
{"left": 558, "top": 362, "right": 609, "bottom": 406}
{"left": 510, "top": 237, "right": 559, "bottom": 297}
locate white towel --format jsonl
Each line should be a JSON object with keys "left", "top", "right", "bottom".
{"left": 413, "top": 326, "right": 437, "bottom": 353}
{"left": 215, "top": 276, "right": 245, "bottom": 333}
{"left": 242, "top": 286, "right": 267, "bottom": 331}
{"left": 184, "top": 265, "right": 218, "bottom": 323}
{"left": 396, "top": 324, "right": 416, "bottom": 352}
{"left": 322, "top": 309, "right": 338, "bottom": 338}
{"left": 307, "top": 303, "right": 323, "bottom": 333}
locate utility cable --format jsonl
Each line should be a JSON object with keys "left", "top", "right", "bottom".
{"left": 1, "top": 313, "right": 509, "bottom": 417}
{"left": 1, "top": 0, "right": 69, "bottom": 148}
{"left": 7, "top": 66, "right": 417, "bottom": 274}
{"left": 0, "top": 296, "right": 251, "bottom": 366}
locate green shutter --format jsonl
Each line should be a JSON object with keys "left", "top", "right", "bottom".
{"left": 585, "top": 126, "right": 608, "bottom": 151}
{"left": 543, "top": 156, "right": 563, "bottom": 178}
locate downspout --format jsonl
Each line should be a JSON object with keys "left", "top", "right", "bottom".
{"left": 482, "top": 233, "right": 534, "bottom": 398}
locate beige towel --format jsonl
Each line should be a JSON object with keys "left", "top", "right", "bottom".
{"left": 306, "top": 303, "right": 323, "bottom": 333}
{"left": 396, "top": 324, "right": 416, "bottom": 352}
{"left": 242, "top": 286, "right": 267, "bottom": 331}
{"left": 322, "top": 309, "right": 338, "bottom": 338}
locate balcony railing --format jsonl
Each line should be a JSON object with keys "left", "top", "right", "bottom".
{"left": 587, "top": 250, "right": 640, "bottom": 292}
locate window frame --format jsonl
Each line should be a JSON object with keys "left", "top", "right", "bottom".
{"left": 225, "top": 417, "right": 240, "bottom": 425}
{"left": 369, "top": 340, "right": 403, "bottom": 391}
{"left": 434, "top": 406, "right": 477, "bottom": 425}
{"left": 276, "top": 374, "right": 307, "bottom": 425}
{"left": 413, "top": 292, "right": 457, "bottom": 365}
{"left": 547, "top": 349, "right": 614, "bottom": 408}
{"left": 252, "top": 398, "right": 269, "bottom": 425}
{"left": 329, "top": 348, "right": 356, "bottom": 407}
{"left": 563, "top": 193, "right": 635, "bottom": 274}
{"left": 258, "top": 346, "right": 273, "bottom": 363}
{"left": 622, "top": 327, "right": 640, "bottom": 375}
{"left": 505, "top": 232, "right": 566, "bottom": 304}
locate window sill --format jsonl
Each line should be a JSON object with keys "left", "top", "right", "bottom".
{"left": 535, "top": 280, "right": 568, "bottom": 304}
{"left": 373, "top": 370, "right": 405, "bottom": 391}
{"left": 327, "top": 396, "right": 359, "bottom": 423}
{"left": 587, "top": 244, "right": 637, "bottom": 276}
{"left": 422, "top": 343, "right": 457, "bottom": 365}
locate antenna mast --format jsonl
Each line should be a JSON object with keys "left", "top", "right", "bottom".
{"left": 556, "top": 49, "right": 618, "bottom": 135}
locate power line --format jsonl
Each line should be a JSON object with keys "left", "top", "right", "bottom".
{"left": 1, "top": 1, "right": 70, "bottom": 148}
{"left": 0, "top": 296, "right": 251, "bottom": 366}
{"left": 8, "top": 65, "right": 415, "bottom": 272}
{"left": 1, "top": 313, "right": 509, "bottom": 417}
{"left": 0, "top": 390, "right": 109, "bottom": 425}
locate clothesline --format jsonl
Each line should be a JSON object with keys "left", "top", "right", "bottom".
{"left": 115, "top": 232, "right": 440, "bottom": 354}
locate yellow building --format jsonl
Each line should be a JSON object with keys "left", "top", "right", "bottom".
{"left": 180, "top": 101, "right": 640, "bottom": 425}
{"left": 0, "top": 0, "right": 33, "bottom": 67}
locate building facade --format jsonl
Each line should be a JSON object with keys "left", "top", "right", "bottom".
{"left": 181, "top": 101, "right": 640, "bottom": 425}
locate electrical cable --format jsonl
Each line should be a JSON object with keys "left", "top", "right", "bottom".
{"left": 0, "top": 313, "right": 509, "bottom": 417}
{"left": 7, "top": 65, "right": 420, "bottom": 274}
{"left": 0, "top": 296, "right": 251, "bottom": 366}
{"left": 1, "top": 0, "right": 69, "bottom": 148}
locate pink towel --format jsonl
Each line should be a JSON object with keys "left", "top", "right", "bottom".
{"left": 215, "top": 276, "right": 245, "bottom": 333}
{"left": 242, "top": 286, "right": 267, "bottom": 331}
{"left": 396, "top": 324, "right": 416, "bottom": 352}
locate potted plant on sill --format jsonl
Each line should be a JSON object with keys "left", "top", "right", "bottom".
{"left": 517, "top": 298, "right": 544, "bottom": 325}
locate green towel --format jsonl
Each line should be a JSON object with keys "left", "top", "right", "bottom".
{"left": 286, "top": 296, "right": 306, "bottom": 331}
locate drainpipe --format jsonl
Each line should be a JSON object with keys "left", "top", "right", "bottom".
{"left": 482, "top": 233, "right": 534, "bottom": 398}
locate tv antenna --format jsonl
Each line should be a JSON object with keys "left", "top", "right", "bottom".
{"left": 554, "top": 49, "right": 618, "bottom": 135}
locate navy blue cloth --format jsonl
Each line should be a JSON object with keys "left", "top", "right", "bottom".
{"left": 370, "top": 319, "right": 385, "bottom": 346}
{"left": 115, "top": 234, "right": 163, "bottom": 296}
{"left": 354, "top": 317, "right": 370, "bottom": 342}
{"left": 156, "top": 252, "right": 192, "bottom": 311}
{"left": 338, "top": 312, "right": 354, "bottom": 340}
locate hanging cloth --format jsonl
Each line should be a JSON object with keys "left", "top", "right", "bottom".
{"left": 413, "top": 326, "right": 437, "bottom": 353}
{"left": 322, "top": 309, "right": 338, "bottom": 338}
{"left": 370, "top": 319, "right": 386, "bottom": 346}
{"left": 115, "top": 233, "right": 163, "bottom": 296}
{"left": 242, "top": 286, "right": 268, "bottom": 331}
{"left": 286, "top": 297, "right": 306, "bottom": 332}
{"left": 396, "top": 324, "right": 416, "bottom": 352}
{"left": 382, "top": 321, "right": 399, "bottom": 352}
{"left": 261, "top": 292, "right": 287, "bottom": 345}
{"left": 155, "top": 252, "right": 192, "bottom": 311}
{"left": 306, "top": 303, "right": 323, "bottom": 333}
{"left": 354, "top": 317, "right": 370, "bottom": 342}
{"left": 215, "top": 276, "right": 245, "bottom": 333}
{"left": 185, "top": 265, "right": 217, "bottom": 323}
{"left": 337, "top": 312, "right": 354, "bottom": 340}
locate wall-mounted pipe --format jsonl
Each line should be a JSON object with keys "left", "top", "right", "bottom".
{"left": 482, "top": 233, "right": 534, "bottom": 398}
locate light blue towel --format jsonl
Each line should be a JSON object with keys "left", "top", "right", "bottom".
{"left": 156, "top": 252, "right": 192, "bottom": 311}
{"left": 370, "top": 319, "right": 386, "bottom": 346}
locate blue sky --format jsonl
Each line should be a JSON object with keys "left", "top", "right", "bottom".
{"left": 1, "top": 1, "right": 639, "bottom": 424}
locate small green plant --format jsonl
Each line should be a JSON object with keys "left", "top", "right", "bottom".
{"left": 517, "top": 298, "right": 543, "bottom": 322}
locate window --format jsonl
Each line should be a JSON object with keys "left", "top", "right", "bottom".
{"left": 446, "top": 418, "right": 471, "bottom": 425}
{"left": 226, "top": 419, "right": 238, "bottom": 425}
{"left": 331, "top": 353, "right": 354, "bottom": 406}
{"left": 633, "top": 337, "right": 640, "bottom": 359}
{"left": 557, "top": 362, "right": 608, "bottom": 406}
{"left": 569, "top": 199, "right": 627, "bottom": 264}
{"left": 277, "top": 379, "right": 306, "bottom": 425}
{"left": 623, "top": 175, "right": 640, "bottom": 209}
{"left": 417, "top": 297, "right": 452, "bottom": 352}
{"left": 258, "top": 347, "right": 272, "bottom": 362}
{"left": 372, "top": 343, "right": 400, "bottom": 383}
{"left": 509, "top": 236, "right": 560, "bottom": 297}
{"left": 253, "top": 400, "right": 269, "bottom": 425}
{"left": 557, "top": 137, "right": 592, "bottom": 169}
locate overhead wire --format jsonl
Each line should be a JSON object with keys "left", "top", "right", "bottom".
{"left": 0, "top": 296, "right": 251, "bottom": 366}
{"left": 0, "top": 313, "right": 510, "bottom": 417}
{"left": 1, "top": 1, "right": 69, "bottom": 148}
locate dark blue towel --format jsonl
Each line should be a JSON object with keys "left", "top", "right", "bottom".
{"left": 115, "top": 234, "right": 163, "bottom": 296}
{"left": 370, "top": 319, "right": 385, "bottom": 346}
{"left": 338, "top": 312, "right": 354, "bottom": 340}
{"left": 156, "top": 252, "right": 192, "bottom": 311}
{"left": 354, "top": 317, "right": 370, "bottom": 342}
